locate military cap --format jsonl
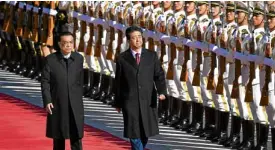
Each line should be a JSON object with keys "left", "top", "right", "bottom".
{"left": 226, "top": 2, "right": 235, "bottom": 10}
{"left": 211, "top": 2, "right": 221, "bottom": 7}
{"left": 197, "top": 1, "right": 208, "bottom": 6}
{"left": 236, "top": 1, "right": 249, "bottom": 14}
{"left": 253, "top": 2, "right": 265, "bottom": 15}
{"left": 268, "top": 5, "right": 275, "bottom": 18}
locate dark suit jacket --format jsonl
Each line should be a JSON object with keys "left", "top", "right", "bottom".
{"left": 114, "top": 49, "right": 167, "bottom": 138}
{"left": 41, "top": 51, "right": 84, "bottom": 139}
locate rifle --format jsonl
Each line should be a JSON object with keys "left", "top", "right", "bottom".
{"left": 15, "top": 2, "right": 25, "bottom": 37}
{"left": 73, "top": 2, "right": 79, "bottom": 49}
{"left": 180, "top": 21, "right": 190, "bottom": 82}
{"left": 86, "top": 2, "right": 95, "bottom": 57}
{"left": 166, "top": 21, "right": 177, "bottom": 80}
{"left": 45, "top": 1, "right": 55, "bottom": 46}
{"left": 78, "top": 2, "right": 87, "bottom": 53}
{"left": 31, "top": 1, "right": 40, "bottom": 43}
{"left": 41, "top": 2, "right": 49, "bottom": 44}
{"left": 147, "top": 3, "right": 155, "bottom": 51}
{"left": 260, "top": 39, "right": 271, "bottom": 106}
{"left": 139, "top": 7, "right": 146, "bottom": 48}
{"left": 192, "top": 23, "right": 202, "bottom": 86}
{"left": 216, "top": 4, "right": 226, "bottom": 95}
{"left": 3, "top": 2, "right": 14, "bottom": 34}
{"left": 94, "top": 3, "right": 103, "bottom": 58}
{"left": 106, "top": 5, "right": 116, "bottom": 61}
{"left": 159, "top": 15, "right": 166, "bottom": 64}
{"left": 231, "top": 31, "right": 242, "bottom": 98}
{"left": 244, "top": 3, "right": 255, "bottom": 102}
{"left": 260, "top": 2, "right": 270, "bottom": 106}
{"left": 114, "top": 7, "right": 123, "bottom": 60}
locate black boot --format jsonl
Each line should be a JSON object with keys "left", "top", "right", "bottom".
{"left": 163, "top": 97, "right": 177, "bottom": 126}
{"left": 272, "top": 128, "right": 275, "bottom": 150}
{"left": 210, "top": 110, "right": 222, "bottom": 142}
{"left": 223, "top": 115, "right": 241, "bottom": 147}
{"left": 97, "top": 74, "right": 110, "bottom": 102}
{"left": 89, "top": 72, "right": 101, "bottom": 100}
{"left": 82, "top": 69, "right": 90, "bottom": 95}
{"left": 174, "top": 101, "right": 190, "bottom": 131}
{"left": 159, "top": 96, "right": 171, "bottom": 124}
{"left": 193, "top": 103, "right": 204, "bottom": 135}
{"left": 106, "top": 77, "right": 116, "bottom": 105}
{"left": 93, "top": 74, "right": 107, "bottom": 101}
{"left": 217, "top": 111, "right": 229, "bottom": 145}
{"left": 201, "top": 107, "right": 215, "bottom": 138}
{"left": 209, "top": 110, "right": 222, "bottom": 143}
{"left": 236, "top": 120, "right": 255, "bottom": 150}
{"left": 101, "top": 76, "right": 113, "bottom": 103}
{"left": 254, "top": 124, "right": 269, "bottom": 150}
{"left": 186, "top": 102, "right": 197, "bottom": 133}
{"left": 84, "top": 71, "right": 94, "bottom": 97}
{"left": 231, "top": 119, "right": 247, "bottom": 149}
{"left": 170, "top": 98, "right": 183, "bottom": 127}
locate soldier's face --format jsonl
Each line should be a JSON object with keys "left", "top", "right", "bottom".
{"left": 236, "top": 12, "right": 246, "bottom": 24}
{"left": 152, "top": 1, "right": 160, "bottom": 6}
{"left": 163, "top": 1, "right": 172, "bottom": 9}
{"left": 226, "top": 9, "right": 235, "bottom": 23}
{"left": 253, "top": 14, "right": 264, "bottom": 26}
{"left": 129, "top": 31, "right": 143, "bottom": 50}
{"left": 185, "top": 2, "right": 195, "bottom": 13}
{"left": 174, "top": 1, "right": 184, "bottom": 11}
{"left": 59, "top": 35, "right": 74, "bottom": 55}
{"left": 198, "top": 4, "right": 208, "bottom": 15}
{"left": 211, "top": 6, "right": 220, "bottom": 17}
{"left": 268, "top": 17, "right": 275, "bottom": 30}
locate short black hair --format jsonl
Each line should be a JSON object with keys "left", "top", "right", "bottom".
{"left": 58, "top": 31, "right": 74, "bottom": 42}
{"left": 125, "top": 26, "right": 143, "bottom": 41}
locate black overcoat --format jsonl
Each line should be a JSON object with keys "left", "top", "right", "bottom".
{"left": 114, "top": 49, "right": 167, "bottom": 138}
{"left": 41, "top": 51, "right": 84, "bottom": 139}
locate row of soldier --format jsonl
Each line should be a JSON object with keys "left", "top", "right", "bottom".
{"left": 1, "top": 1, "right": 275, "bottom": 150}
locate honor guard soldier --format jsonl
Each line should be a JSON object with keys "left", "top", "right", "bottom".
{"left": 216, "top": 1, "right": 239, "bottom": 146}
{"left": 225, "top": 2, "right": 254, "bottom": 149}
{"left": 201, "top": 1, "right": 223, "bottom": 140}
{"left": 266, "top": 3, "right": 275, "bottom": 150}
{"left": 252, "top": 2, "right": 270, "bottom": 149}
{"left": 155, "top": 1, "right": 174, "bottom": 124}
{"left": 190, "top": 1, "right": 210, "bottom": 136}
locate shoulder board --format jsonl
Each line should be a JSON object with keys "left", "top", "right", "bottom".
{"left": 256, "top": 34, "right": 262, "bottom": 43}
{"left": 202, "top": 18, "right": 208, "bottom": 22}
{"left": 191, "top": 18, "right": 197, "bottom": 22}
{"left": 241, "top": 29, "right": 249, "bottom": 35}
{"left": 215, "top": 21, "right": 222, "bottom": 26}
{"left": 231, "top": 24, "right": 237, "bottom": 29}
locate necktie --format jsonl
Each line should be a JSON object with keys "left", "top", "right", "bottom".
{"left": 135, "top": 53, "right": 140, "bottom": 65}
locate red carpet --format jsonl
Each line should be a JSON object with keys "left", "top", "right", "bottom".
{"left": 0, "top": 93, "right": 131, "bottom": 150}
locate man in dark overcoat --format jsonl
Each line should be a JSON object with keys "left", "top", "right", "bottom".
{"left": 41, "top": 31, "right": 84, "bottom": 150}
{"left": 113, "top": 26, "right": 167, "bottom": 150}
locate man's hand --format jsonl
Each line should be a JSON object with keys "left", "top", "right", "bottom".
{"left": 115, "top": 108, "right": 121, "bottom": 113}
{"left": 159, "top": 94, "right": 166, "bottom": 101}
{"left": 46, "top": 103, "right": 54, "bottom": 115}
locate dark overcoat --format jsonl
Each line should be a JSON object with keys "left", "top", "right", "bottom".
{"left": 114, "top": 49, "right": 167, "bottom": 138}
{"left": 41, "top": 51, "right": 84, "bottom": 139}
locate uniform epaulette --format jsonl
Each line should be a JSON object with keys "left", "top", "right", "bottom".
{"left": 241, "top": 29, "right": 249, "bottom": 35}
{"left": 201, "top": 18, "right": 208, "bottom": 23}
{"left": 215, "top": 21, "right": 222, "bottom": 26}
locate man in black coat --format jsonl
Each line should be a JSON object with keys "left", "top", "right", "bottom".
{"left": 114, "top": 26, "right": 167, "bottom": 150}
{"left": 41, "top": 31, "right": 84, "bottom": 150}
